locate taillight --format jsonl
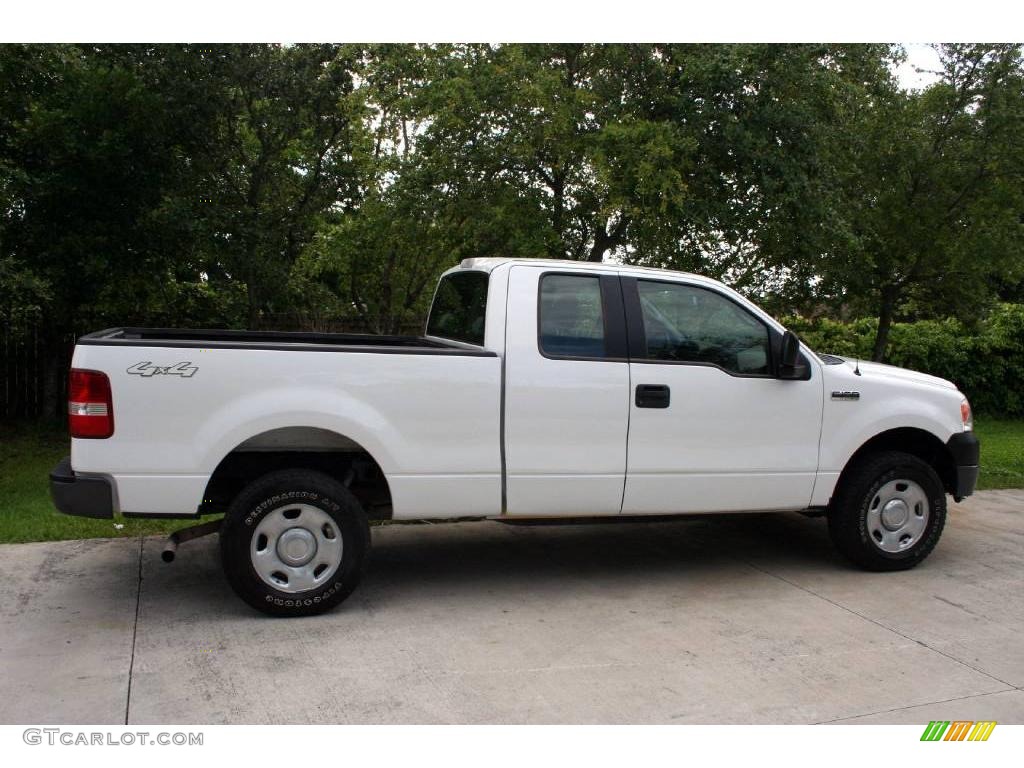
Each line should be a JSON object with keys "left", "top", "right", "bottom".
{"left": 69, "top": 369, "right": 114, "bottom": 438}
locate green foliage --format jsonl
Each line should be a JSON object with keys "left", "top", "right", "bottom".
{"left": 137, "top": 44, "right": 366, "bottom": 327}
{"left": 2, "top": 45, "right": 187, "bottom": 332}
{"left": 789, "top": 304, "right": 1024, "bottom": 416}
{"left": 1, "top": 43, "right": 1023, "bottom": 415}
{"left": 810, "top": 44, "right": 1024, "bottom": 360}
{"left": 0, "top": 255, "right": 50, "bottom": 334}
{"left": 972, "top": 419, "right": 1024, "bottom": 489}
{"left": 0, "top": 424, "right": 192, "bottom": 543}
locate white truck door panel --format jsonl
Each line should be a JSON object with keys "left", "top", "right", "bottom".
{"left": 503, "top": 266, "right": 630, "bottom": 516}
{"left": 622, "top": 276, "right": 822, "bottom": 513}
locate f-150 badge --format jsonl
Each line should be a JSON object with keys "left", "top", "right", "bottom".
{"left": 126, "top": 361, "right": 198, "bottom": 378}
{"left": 831, "top": 390, "right": 860, "bottom": 400}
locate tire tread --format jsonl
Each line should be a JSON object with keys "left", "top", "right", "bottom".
{"left": 220, "top": 468, "right": 370, "bottom": 617}
{"left": 828, "top": 450, "right": 946, "bottom": 571}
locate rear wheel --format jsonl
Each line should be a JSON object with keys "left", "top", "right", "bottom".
{"left": 828, "top": 451, "right": 946, "bottom": 571}
{"left": 220, "top": 469, "right": 370, "bottom": 616}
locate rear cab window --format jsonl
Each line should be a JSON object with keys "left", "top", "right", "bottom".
{"left": 538, "top": 273, "right": 608, "bottom": 359}
{"left": 426, "top": 271, "right": 490, "bottom": 346}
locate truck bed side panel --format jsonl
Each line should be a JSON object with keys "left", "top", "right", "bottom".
{"left": 70, "top": 344, "right": 502, "bottom": 518}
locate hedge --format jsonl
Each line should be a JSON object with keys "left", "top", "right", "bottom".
{"left": 785, "top": 303, "right": 1024, "bottom": 417}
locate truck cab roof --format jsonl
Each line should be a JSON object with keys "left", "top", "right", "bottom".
{"left": 457, "top": 257, "right": 705, "bottom": 283}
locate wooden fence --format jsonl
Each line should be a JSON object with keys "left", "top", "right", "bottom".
{"left": 2, "top": 327, "right": 75, "bottom": 422}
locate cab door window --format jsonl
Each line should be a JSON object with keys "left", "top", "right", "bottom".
{"left": 636, "top": 280, "right": 770, "bottom": 375}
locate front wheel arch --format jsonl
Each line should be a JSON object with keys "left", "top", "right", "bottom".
{"left": 832, "top": 427, "right": 957, "bottom": 503}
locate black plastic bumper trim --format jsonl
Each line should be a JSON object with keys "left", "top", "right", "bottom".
{"left": 947, "top": 431, "right": 980, "bottom": 466}
{"left": 49, "top": 457, "right": 114, "bottom": 519}
{"left": 946, "top": 432, "right": 980, "bottom": 499}
{"left": 954, "top": 465, "right": 980, "bottom": 501}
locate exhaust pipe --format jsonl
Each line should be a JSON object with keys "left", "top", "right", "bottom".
{"left": 161, "top": 518, "right": 223, "bottom": 563}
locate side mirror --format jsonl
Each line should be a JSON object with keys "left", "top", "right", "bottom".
{"left": 778, "top": 330, "right": 808, "bottom": 380}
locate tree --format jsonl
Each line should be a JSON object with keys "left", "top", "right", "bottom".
{"left": 290, "top": 45, "right": 457, "bottom": 333}
{"left": 138, "top": 44, "right": 366, "bottom": 327}
{"left": 2, "top": 45, "right": 181, "bottom": 323}
{"left": 3, "top": 43, "right": 1023, "bottom": 420}
{"left": 816, "top": 44, "right": 1024, "bottom": 360}
{"left": 395, "top": 44, "right": 898, "bottom": 287}
{"left": 1, "top": 44, "right": 196, "bottom": 415}
{"left": 412, "top": 44, "right": 695, "bottom": 263}
{"left": 300, "top": 43, "right": 913, "bottom": 332}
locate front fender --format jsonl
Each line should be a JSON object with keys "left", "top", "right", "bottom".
{"left": 811, "top": 369, "right": 966, "bottom": 506}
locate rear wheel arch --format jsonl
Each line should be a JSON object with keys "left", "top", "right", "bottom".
{"left": 200, "top": 426, "right": 393, "bottom": 521}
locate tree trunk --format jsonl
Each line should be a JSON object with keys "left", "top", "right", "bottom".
{"left": 246, "top": 281, "right": 260, "bottom": 330}
{"left": 588, "top": 235, "right": 610, "bottom": 262}
{"left": 551, "top": 172, "right": 566, "bottom": 252}
{"left": 243, "top": 246, "right": 261, "bottom": 329}
{"left": 871, "top": 285, "right": 899, "bottom": 362}
{"left": 588, "top": 221, "right": 614, "bottom": 262}
{"left": 588, "top": 214, "right": 629, "bottom": 262}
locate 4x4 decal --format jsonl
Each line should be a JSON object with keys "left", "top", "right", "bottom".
{"left": 126, "top": 361, "right": 198, "bottom": 378}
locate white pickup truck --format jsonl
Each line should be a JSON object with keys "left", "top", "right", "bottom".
{"left": 51, "top": 258, "right": 979, "bottom": 616}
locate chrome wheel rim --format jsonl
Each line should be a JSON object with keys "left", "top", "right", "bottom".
{"left": 866, "top": 478, "right": 929, "bottom": 553}
{"left": 250, "top": 503, "right": 343, "bottom": 593}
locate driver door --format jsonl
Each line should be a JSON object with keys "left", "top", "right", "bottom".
{"left": 621, "top": 276, "right": 823, "bottom": 514}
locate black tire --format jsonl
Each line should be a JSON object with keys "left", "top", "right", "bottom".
{"left": 828, "top": 450, "right": 946, "bottom": 571}
{"left": 220, "top": 469, "right": 370, "bottom": 617}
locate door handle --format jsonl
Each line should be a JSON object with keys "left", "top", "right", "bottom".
{"left": 635, "top": 384, "right": 670, "bottom": 409}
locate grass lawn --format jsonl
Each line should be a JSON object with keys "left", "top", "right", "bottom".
{"left": 973, "top": 419, "right": 1024, "bottom": 490}
{"left": 1, "top": 419, "right": 1021, "bottom": 544}
{"left": 0, "top": 423, "right": 184, "bottom": 544}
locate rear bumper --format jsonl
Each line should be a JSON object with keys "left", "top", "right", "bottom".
{"left": 49, "top": 457, "right": 114, "bottom": 519}
{"left": 946, "top": 432, "right": 980, "bottom": 501}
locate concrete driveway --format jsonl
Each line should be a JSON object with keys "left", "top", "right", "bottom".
{"left": 2, "top": 490, "right": 1023, "bottom": 725}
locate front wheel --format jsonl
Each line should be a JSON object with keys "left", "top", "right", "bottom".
{"left": 828, "top": 451, "right": 947, "bottom": 571}
{"left": 220, "top": 469, "right": 370, "bottom": 616}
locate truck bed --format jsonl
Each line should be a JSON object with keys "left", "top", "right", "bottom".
{"left": 78, "top": 327, "right": 494, "bottom": 356}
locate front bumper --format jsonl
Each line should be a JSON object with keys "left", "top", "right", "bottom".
{"left": 49, "top": 456, "right": 114, "bottom": 519}
{"left": 946, "top": 432, "right": 980, "bottom": 501}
